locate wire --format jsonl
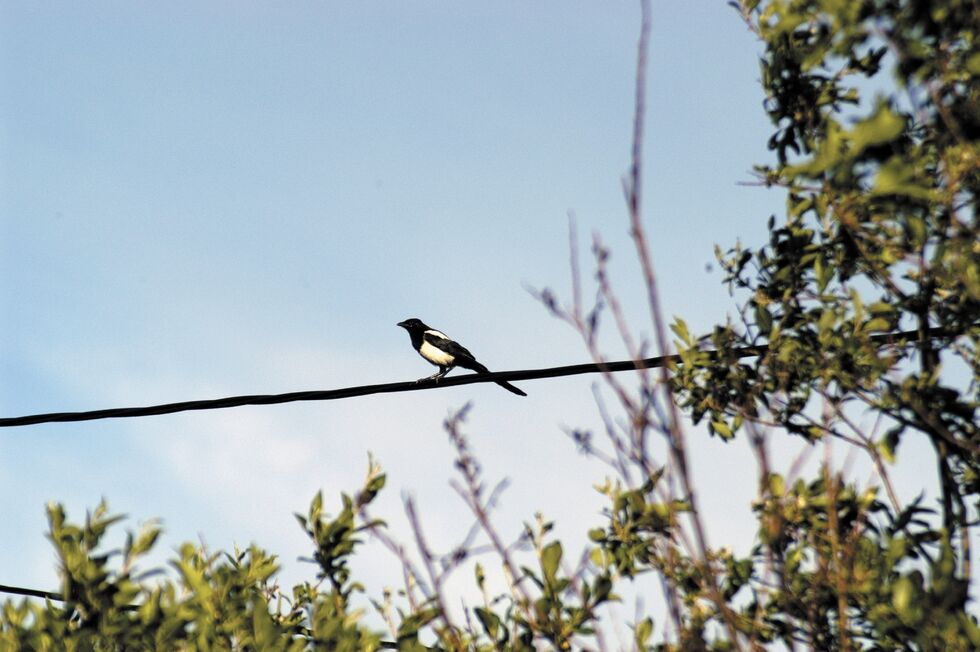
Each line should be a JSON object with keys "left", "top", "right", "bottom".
{"left": 0, "top": 350, "right": 716, "bottom": 427}
{"left": 0, "top": 326, "right": 943, "bottom": 428}
{"left": 0, "top": 326, "right": 959, "bottom": 610}
{"left": 0, "top": 583, "right": 61, "bottom": 601}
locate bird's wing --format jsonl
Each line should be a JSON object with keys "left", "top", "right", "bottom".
{"left": 424, "top": 330, "right": 477, "bottom": 359}
{"left": 424, "top": 330, "right": 492, "bottom": 373}
{"left": 422, "top": 330, "right": 475, "bottom": 358}
{"left": 421, "top": 328, "right": 521, "bottom": 394}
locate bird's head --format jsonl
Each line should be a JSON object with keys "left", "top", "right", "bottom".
{"left": 397, "top": 318, "right": 428, "bottom": 332}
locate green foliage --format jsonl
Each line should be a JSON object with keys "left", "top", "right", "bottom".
{"left": 665, "top": 0, "right": 980, "bottom": 647}
{"left": 517, "top": 521, "right": 617, "bottom": 649}
{"left": 678, "top": 0, "right": 979, "bottom": 484}
{"left": 1, "top": 473, "right": 384, "bottom": 651}
{"left": 2, "top": 1, "right": 978, "bottom": 649}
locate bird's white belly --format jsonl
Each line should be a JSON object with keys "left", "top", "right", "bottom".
{"left": 420, "top": 340, "right": 455, "bottom": 366}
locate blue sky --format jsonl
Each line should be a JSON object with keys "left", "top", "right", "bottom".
{"left": 0, "top": 0, "right": 945, "bottom": 631}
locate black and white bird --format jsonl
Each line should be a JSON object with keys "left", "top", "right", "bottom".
{"left": 396, "top": 318, "right": 527, "bottom": 396}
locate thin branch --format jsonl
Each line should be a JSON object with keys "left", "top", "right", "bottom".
{"left": 404, "top": 497, "right": 463, "bottom": 647}
{"left": 623, "top": 0, "right": 743, "bottom": 646}
{"left": 443, "top": 406, "right": 535, "bottom": 615}
{"left": 360, "top": 508, "right": 430, "bottom": 611}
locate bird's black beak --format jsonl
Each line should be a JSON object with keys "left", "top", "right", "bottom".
{"left": 396, "top": 320, "right": 408, "bottom": 329}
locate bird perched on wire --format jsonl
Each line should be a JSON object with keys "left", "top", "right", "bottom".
{"left": 396, "top": 318, "right": 527, "bottom": 396}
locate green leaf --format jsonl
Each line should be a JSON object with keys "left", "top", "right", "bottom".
{"left": 755, "top": 304, "right": 773, "bottom": 335}
{"left": 850, "top": 102, "right": 904, "bottom": 154}
{"left": 872, "top": 157, "right": 933, "bottom": 200}
{"left": 129, "top": 526, "right": 161, "bottom": 557}
{"left": 865, "top": 317, "right": 891, "bottom": 332}
{"left": 967, "top": 52, "right": 980, "bottom": 75}
{"left": 879, "top": 427, "right": 902, "bottom": 464}
{"left": 635, "top": 617, "right": 654, "bottom": 646}
{"left": 768, "top": 474, "right": 785, "bottom": 497}
{"left": 397, "top": 607, "right": 440, "bottom": 641}
{"left": 671, "top": 318, "right": 692, "bottom": 345}
{"left": 474, "top": 562, "right": 485, "bottom": 589}
{"left": 474, "top": 607, "right": 501, "bottom": 640}
{"left": 589, "top": 547, "right": 608, "bottom": 569}
{"left": 815, "top": 254, "right": 833, "bottom": 292}
{"left": 818, "top": 309, "right": 837, "bottom": 336}
{"left": 892, "top": 575, "right": 914, "bottom": 623}
{"left": 252, "top": 597, "right": 276, "bottom": 647}
{"left": 711, "top": 420, "right": 734, "bottom": 439}
{"left": 592, "top": 575, "right": 613, "bottom": 604}
{"left": 541, "top": 541, "right": 562, "bottom": 585}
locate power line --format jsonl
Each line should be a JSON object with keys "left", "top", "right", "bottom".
{"left": 0, "top": 583, "right": 61, "bottom": 601}
{"left": 0, "top": 326, "right": 957, "bottom": 609}
{"left": 0, "top": 350, "right": 724, "bottom": 428}
{"left": 0, "top": 327, "right": 942, "bottom": 428}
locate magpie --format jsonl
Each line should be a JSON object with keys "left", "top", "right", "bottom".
{"left": 397, "top": 318, "right": 527, "bottom": 396}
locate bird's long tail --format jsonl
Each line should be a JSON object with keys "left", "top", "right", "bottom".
{"left": 461, "top": 359, "right": 527, "bottom": 397}
{"left": 496, "top": 381, "right": 527, "bottom": 396}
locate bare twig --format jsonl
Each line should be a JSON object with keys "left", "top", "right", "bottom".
{"left": 622, "top": 0, "right": 744, "bottom": 647}
{"left": 360, "top": 508, "right": 429, "bottom": 612}
{"left": 404, "top": 497, "right": 463, "bottom": 647}
{"left": 443, "top": 405, "right": 535, "bottom": 616}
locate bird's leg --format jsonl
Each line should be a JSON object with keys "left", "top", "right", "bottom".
{"left": 418, "top": 366, "right": 452, "bottom": 383}
{"left": 433, "top": 366, "right": 453, "bottom": 381}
